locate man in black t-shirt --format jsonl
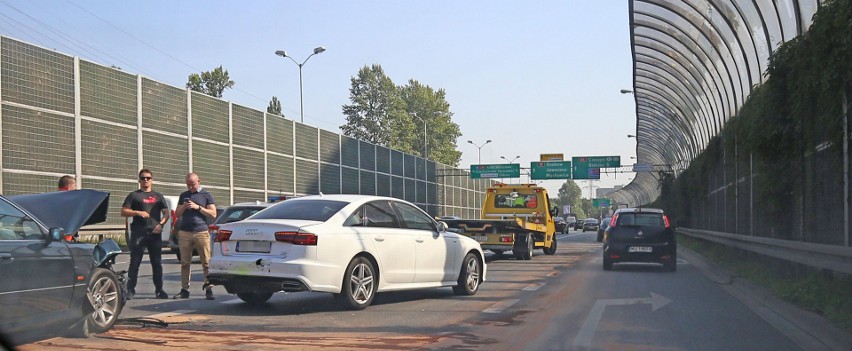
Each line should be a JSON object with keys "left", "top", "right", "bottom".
{"left": 121, "top": 168, "right": 170, "bottom": 300}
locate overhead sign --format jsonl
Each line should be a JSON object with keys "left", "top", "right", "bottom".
{"left": 592, "top": 198, "right": 612, "bottom": 207}
{"left": 572, "top": 156, "right": 620, "bottom": 180}
{"left": 632, "top": 163, "right": 652, "bottom": 172}
{"left": 470, "top": 163, "right": 521, "bottom": 179}
{"left": 530, "top": 161, "right": 572, "bottom": 180}
{"left": 540, "top": 153, "right": 564, "bottom": 162}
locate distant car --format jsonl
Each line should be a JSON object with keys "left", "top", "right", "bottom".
{"left": 602, "top": 207, "right": 676, "bottom": 272}
{"left": 170, "top": 203, "right": 259, "bottom": 261}
{"left": 1, "top": 190, "right": 125, "bottom": 345}
{"left": 582, "top": 218, "right": 599, "bottom": 232}
{"left": 554, "top": 217, "right": 567, "bottom": 233}
{"left": 208, "top": 195, "right": 486, "bottom": 309}
{"left": 572, "top": 218, "right": 583, "bottom": 230}
{"left": 597, "top": 216, "right": 612, "bottom": 242}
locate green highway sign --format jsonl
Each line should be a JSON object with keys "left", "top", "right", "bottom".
{"left": 592, "top": 198, "right": 612, "bottom": 207}
{"left": 470, "top": 163, "right": 521, "bottom": 179}
{"left": 530, "top": 161, "right": 572, "bottom": 180}
{"left": 572, "top": 156, "right": 621, "bottom": 180}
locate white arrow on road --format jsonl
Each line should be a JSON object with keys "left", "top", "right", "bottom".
{"left": 572, "top": 292, "right": 673, "bottom": 348}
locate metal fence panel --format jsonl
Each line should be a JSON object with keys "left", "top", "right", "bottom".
{"left": 82, "top": 120, "right": 137, "bottom": 178}
{"left": 1, "top": 37, "right": 74, "bottom": 114}
{"left": 376, "top": 174, "right": 390, "bottom": 196}
{"left": 266, "top": 115, "right": 293, "bottom": 156}
{"left": 391, "top": 150, "right": 404, "bottom": 176}
{"left": 232, "top": 104, "right": 264, "bottom": 150}
{"left": 320, "top": 163, "right": 341, "bottom": 194}
{"left": 232, "top": 147, "right": 264, "bottom": 190}
{"left": 341, "top": 136, "right": 359, "bottom": 168}
{"left": 141, "top": 78, "right": 187, "bottom": 133}
{"left": 2, "top": 104, "right": 75, "bottom": 173}
{"left": 295, "top": 159, "right": 319, "bottom": 195}
{"left": 376, "top": 146, "right": 391, "bottom": 174}
{"left": 142, "top": 130, "right": 188, "bottom": 185}
{"left": 319, "top": 130, "right": 339, "bottom": 164}
{"left": 80, "top": 60, "right": 136, "bottom": 126}
{"left": 233, "top": 189, "right": 264, "bottom": 204}
{"left": 295, "top": 124, "right": 318, "bottom": 161}
{"left": 191, "top": 92, "right": 229, "bottom": 144}
{"left": 267, "top": 154, "right": 293, "bottom": 195}
{"left": 192, "top": 140, "right": 230, "bottom": 189}
{"left": 342, "top": 167, "right": 359, "bottom": 194}
{"left": 359, "top": 141, "right": 375, "bottom": 171}
{"left": 360, "top": 170, "right": 376, "bottom": 195}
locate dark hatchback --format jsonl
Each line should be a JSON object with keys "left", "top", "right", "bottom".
{"left": 602, "top": 207, "right": 676, "bottom": 272}
{"left": 0, "top": 190, "right": 124, "bottom": 346}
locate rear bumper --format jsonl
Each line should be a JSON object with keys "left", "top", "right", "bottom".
{"left": 604, "top": 242, "right": 676, "bottom": 263}
{"left": 208, "top": 274, "right": 310, "bottom": 294}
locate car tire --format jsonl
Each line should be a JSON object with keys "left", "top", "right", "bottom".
{"left": 237, "top": 292, "right": 273, "bottom": 305}
{"left": 522, "top": 235, "right": 533, "bottom": 260}
{"left": 603, "top": 251, "right": 613, "bottom": 271}
{"left": 334, "top": 256, "right": 377, "bottom": 310}
{"left": 70, "top": 268, "right": 122, "bottom": 337}
{"left": 452, "top": 253, "right": 481, "bottom": 295}
{"left": 491, "top": 249, "right": 504, "bottom": 258}
{"left": 542, "top": 236, "right": 557, "bottom": 255}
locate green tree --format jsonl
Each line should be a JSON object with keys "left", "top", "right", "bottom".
{"left": 399, "top": 79, "right": 462, "bottom": 166}
{"left": 186, "top": 65, "right": 235, "bottom": 98}
{"left": 267, "top": 96, "right": 283, "bottom": 116}
{"left": 340, "top": 64, "right": 409, "bottom": 149}
{"left": 558, "top": 180, "right": 585, "bottom": 217}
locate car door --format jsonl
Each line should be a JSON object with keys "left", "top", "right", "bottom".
{"left": 392, "top": 201, "right": 458, "bottom": 283}
{"left": 0, "top": 200, "right": 75, "bottom": 333}
{"left": 350, "top": 200, "right": 415, "bottom": 284}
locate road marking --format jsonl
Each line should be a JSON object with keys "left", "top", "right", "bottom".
{"left": 222, "top": 299, "right": 243, "bottom": 305}
{"left": 572, "top": 292, "right": 672, "bottom": 348}
{"left": 546, "top": 271, "right": 560, "bottom": 277}
{"left": 483, "top": 299, "right": 520, "bottom": 313}
{"left": 146, "top": 310, "right": 195, "bottom": 320}
{"left": 522, "top": 282, "right": 545, "bottom": 291}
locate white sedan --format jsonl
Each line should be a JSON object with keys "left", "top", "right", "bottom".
{"left": 208, "top": 194, "right": 486, "bottom": 309}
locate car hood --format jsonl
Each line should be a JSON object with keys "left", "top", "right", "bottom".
{"left": 10, "top": 189, "right": 110, "bottom": 233}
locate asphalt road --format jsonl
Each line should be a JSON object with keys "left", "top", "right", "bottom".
{"left": 17, "top": 229, "right": 808, "bottom": 350}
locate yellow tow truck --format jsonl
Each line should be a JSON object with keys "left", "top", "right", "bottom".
{"left": 442, "top": 183, "right": 559, "bottom": 260}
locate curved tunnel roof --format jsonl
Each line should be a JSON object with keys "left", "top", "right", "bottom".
{"left": 611, "top": 0, "right": 822, "bottom": 207}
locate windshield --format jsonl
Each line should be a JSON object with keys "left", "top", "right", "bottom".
{"left": 251, "top": 200, "right": 347, "bottom": 222}
{"left": 616, "top": 213, "right": 664, "bottom": 227}
{"left": 493, "top": 193, "right": 539, "bottom": 209}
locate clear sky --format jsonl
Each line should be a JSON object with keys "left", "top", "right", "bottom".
{"left": 0, "top": 0, "right": 638, "bottom": 197}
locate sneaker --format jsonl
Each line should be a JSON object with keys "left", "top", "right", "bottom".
{"left": 173, "top": 289, "right": 189, "bottom": 299}
{"left": 126, "top": 290, "right": 135, "bottom": 300}
{"left": 205, "top": 288, "right": 215, "bottom": 300}
{"left": 155, "top": 290, "right": 169, "bottom": 299}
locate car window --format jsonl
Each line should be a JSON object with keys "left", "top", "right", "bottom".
{"left": 616, "top": 213, "right": 663, "bottom": 226}
{"left": 393, "top": 202, "right": 437, "bottom": 231}
{"left": 346, "top": 201, "right": 400, "bottom": 228}
{"left": 0, "top": 199, "right": 43, "bottom": 240}
{"left": 217, "top": 207, "right": 265, "bottom": 224}
{"left": 252, "top": 200, "right": 347, "bottom": 222}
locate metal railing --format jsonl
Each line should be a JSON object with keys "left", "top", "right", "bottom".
{"left": 678, "top": 228, "right": 852, "bottom": 275}
{"left": 78, "top": 224, "right": 126, "bottom": 242}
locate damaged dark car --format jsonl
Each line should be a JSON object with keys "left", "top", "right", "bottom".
{"left": 0, "top": 189, "right": 125, "bottom": 346}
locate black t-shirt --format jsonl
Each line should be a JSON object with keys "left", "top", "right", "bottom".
{"left": 122, "top": 190, "right": 167, "bottom": 235}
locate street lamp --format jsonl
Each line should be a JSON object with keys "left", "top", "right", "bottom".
{"left": 620, "top": 89, "right": 634, "bottom": 94}
{"left": 410, "top": 112, "right": 427, "bottom": 159}
{"left": 627, "top": 134, "right": 636, "bottom": 138}
{"left": 467, "top": 139, "right": 492, "bottom": 164}
{"left": 500, "top": 155, "right": 520, "bottom": 163}
{"left": 274, "top": 46, "right": 326, "bottom": 123}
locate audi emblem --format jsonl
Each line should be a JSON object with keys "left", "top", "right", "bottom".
{"left": 245, "top": 229, "right": 260, "bottom": 235}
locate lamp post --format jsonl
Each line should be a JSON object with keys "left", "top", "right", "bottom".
{"left": 620, "top": 89, "right": 634, "bottom": 94}
{"left": 467, "top": 139, "right": 492, "bottom": 164}
{"left": 410, "top": 112, "right": 427, "bottom": 159}
{"left": 274, "top": 46, "right": 326, "bottom": 123}
{"left": 627, "top": 134, "right": 636, "bottom": 138}
{"left": 500, "top": 155, "right": 520, "bottom": 163}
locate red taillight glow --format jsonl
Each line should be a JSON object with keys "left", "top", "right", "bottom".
{"left": 610, "top": 214, "right": 618, "bottom": 227}
{"left": 663, "top": 215, "right": 671, "bottom": 228}
{"left": 215, "top": 229, "right": 232, "bottom": 242}
{"left": 500, "top": 236, "right": 514, "bottom": 243}
{"left": 275, "top": 231, "right": 318, "bottom": 246}
{"left": 209, "top": 224, "right": 219, "bottom": 236}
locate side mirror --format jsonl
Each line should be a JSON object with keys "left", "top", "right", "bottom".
{"left": 48, "top": 227, "right": 64, "bottom": 243}
{"left": 436, "top": 221, "right": 448, "bottom": 232}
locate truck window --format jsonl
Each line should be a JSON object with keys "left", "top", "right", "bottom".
{"left": 494, "top": 193, "right": 537, "bottom": 209}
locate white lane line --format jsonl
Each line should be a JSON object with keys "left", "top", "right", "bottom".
{"left": 146, "top": 310, "right": 194, "bottom": 319}
{"left": 483, "top": 299, "right": 520, "bottom": 313}
{"left": 523, "top": 282, "right": 545, "bottom": 291}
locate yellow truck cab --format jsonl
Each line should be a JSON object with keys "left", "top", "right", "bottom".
{"left": 443, "top": 183, "right": 559, "bottom": 260}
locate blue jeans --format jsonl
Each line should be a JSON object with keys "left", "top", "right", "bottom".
{"left": 127, "top": 233, "right": 163, "bottom": 293}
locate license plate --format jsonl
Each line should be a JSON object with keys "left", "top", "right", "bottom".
{"left": 237, "top": 241, "right": 272, "bottom": 253}
{"left": 629, "top": 246, "right": 652, "bottom": 253}
{"left": 471, "top": 236, "right": 488, "bottom": 242}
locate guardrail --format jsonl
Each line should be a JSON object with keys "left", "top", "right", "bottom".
{"left": 678, "top": 228, "right": 852, "bottom": 275}
{"left": 78, "top": 224, "right": 127, "bottom": 242}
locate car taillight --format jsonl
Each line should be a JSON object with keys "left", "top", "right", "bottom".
{"left": 274, "top": 231, "right": 318, "bottom": 246}
{"left": 500, "top": 236, "right": 514, "bottom": 243}
{"left": 215, "top": 229, "right": 232, "bottom": 242}
{"left": 663, "top": 215, "right": 671, "bottom": 228}
{"left": 610, "top": 214, "right": 618, "bottom": 227}
{"left": 209, "top": 224, "right": 219, "bottom": 236}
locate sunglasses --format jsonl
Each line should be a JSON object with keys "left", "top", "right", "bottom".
{"left": 139, "top": 176, "right": 153, "bottom": 181}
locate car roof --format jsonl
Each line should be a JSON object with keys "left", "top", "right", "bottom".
{"left": 228, "top": 201, "right": 274, "bottom": 208}
{"left": 614, "top": 207, "right": 665, "bottom": 214}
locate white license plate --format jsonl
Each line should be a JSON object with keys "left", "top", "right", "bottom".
{"left": 471, "top": 236, "right": 488, "bottom": 242}
{"left": 629, "top": 246, "right": 652, "bottom": 253}
{"left": 237, "top": 241, "right": 272, "bottom": 253}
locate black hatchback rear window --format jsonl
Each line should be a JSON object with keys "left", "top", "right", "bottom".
{"left": 252, "top": 200, "right": 347, "bottom": 222}
{"left": 616, "top": 213, "right": 664, "bottom": 226}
